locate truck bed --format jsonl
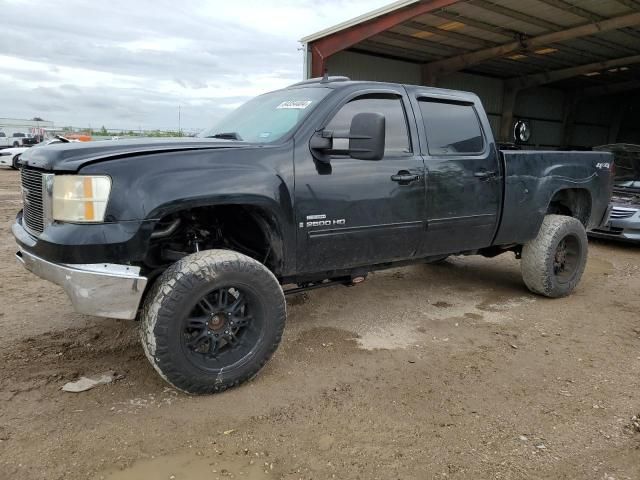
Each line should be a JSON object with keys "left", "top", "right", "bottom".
{"left": 493, "top": 150, "right": 612, "bottom": 246}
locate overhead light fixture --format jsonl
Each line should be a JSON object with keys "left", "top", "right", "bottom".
{"left": 584, "top": 71, "right": 601, "bottom": 77}
{"left": 608, "top": 68, "right": 619, "bottom": 73}
{"left": 620, "top": 66, "right": 629, "bottom": 71}
{"left": 438, "top": 21, "right": 465, "bottom": 31}
{"left": 412, "top": 31, "right": 435, "bottom": 39}
{"left": 508, "top": 53, "right": 527, "bottom": 60}
{"left": 534, "top": 47, "right": 558, "bottom": 55}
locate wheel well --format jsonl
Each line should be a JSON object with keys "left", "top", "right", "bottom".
{"left": 144, "top": 205, "right": 284, "bottom": 277}
{"left": 546, "top": 189, "right": 592, "bottom": 227}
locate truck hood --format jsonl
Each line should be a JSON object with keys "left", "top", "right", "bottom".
{"left": 611, "top": 189, "right": 640, "bottom": 206}
{"left": 19, "top": 137, "right": 252, "bottom": 172}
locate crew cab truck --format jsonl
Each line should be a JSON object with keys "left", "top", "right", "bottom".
{"left": 13, "top": 78, "right": 613, "bottom": 394}
{"left": 1, "top": 132, "right": 37, "bottom": 148}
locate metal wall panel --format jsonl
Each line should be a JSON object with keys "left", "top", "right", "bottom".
{"left": 575, "top": 99, "right": 615, "bottom": 126}
{"left": 571, "top": 125, "right": 609, "bottom": 147}
{"left": 327, "top": 51, "right": 422, "bottom": 84}
{"left": 324, "top": 50, "right": 627, "bottom": 148}
{"left": 515, "top": 87, "right": 565, "bottom": 121}
{"left": 529, "top": 120, "right": 564, "bottom": 147}
{"left": 487, "top": 114, "right": 501, "bottom": 138}
{"left": 437, "top": 72, "right": 504, "bottom": 115}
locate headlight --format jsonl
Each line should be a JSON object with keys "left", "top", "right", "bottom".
{"left": 52, "top": 175, "right": 111, "bottom": 222}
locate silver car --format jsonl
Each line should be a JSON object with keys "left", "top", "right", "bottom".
{"left": 591, "top": 144, "right": 640, "bottom": 243}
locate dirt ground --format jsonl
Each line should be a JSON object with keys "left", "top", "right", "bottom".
{"left": 0, "top": 167, "right": 639, "bottom": 480}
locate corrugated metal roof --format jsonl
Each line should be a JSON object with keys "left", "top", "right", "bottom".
{"left": 300, "top": 0, "right": 420, "bottom": 43}
{"left": 303, "top": 0, "right": 640, "bottom": 88}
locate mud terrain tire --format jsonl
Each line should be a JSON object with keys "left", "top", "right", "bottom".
{"left": 521, "top": 214, "right": 588, "bottom": 298}
{"left": 140, "top": 250, "right": 286, "bottom": 394}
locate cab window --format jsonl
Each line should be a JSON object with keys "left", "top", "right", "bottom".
{"left": 419, "top": 99, "right": 484, "bottom": 155}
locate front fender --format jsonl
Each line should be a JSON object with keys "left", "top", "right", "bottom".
{"left": 80, "top": 146, "right": 296, "bottom": 273}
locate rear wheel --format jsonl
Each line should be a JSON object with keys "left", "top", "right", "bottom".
{"left": 140, "top": 250, "right": 286, "bottom": 394}
{"left": 521, "top": 214, "right": 588, "bottom": 298}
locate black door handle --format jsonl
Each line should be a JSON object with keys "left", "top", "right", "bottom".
{"left": 391, "top": 171, "right": 420, "bottom": 184}
{"left": 474, "top": 170, "right": 497, "bottom": 180}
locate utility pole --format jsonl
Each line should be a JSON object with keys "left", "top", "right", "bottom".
{"left": 178, "top": 105, "right": 182, "bottom": 137}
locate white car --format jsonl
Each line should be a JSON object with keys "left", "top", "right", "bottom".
{"left": 0, "top": 136, "right": 77, "bottom": 169}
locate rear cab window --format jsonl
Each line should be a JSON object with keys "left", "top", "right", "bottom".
{"left": 418, "top": 99, "right": 485, "bottom": 156}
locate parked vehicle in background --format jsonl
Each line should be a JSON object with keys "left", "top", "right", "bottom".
{"left": 0, "top": 136, "right": 78, "bottom": 169}
{"left": 0, "top": 132, "right": 40, "bottom": 148}
{"left": 13, "top": 132, "right": 39, "bottom": 147}
{"left": 12, "top": 78, "right": 613, "bottom": 394}
{"left": 0, "top": 132, "right": 13, "bottom": 148}
{"left": 22, "top": 133, "right": 39, "bottom": 146}
{"left": 590, "top": 144, "right": 640, "bottom": 243}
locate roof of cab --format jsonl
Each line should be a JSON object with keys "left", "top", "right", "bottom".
{"left": 286, "top": 76, "right": 481, "bottom": 103}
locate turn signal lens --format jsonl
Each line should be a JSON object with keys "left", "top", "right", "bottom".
{"left": 52, "top": 175, "right": 111, "bottom": 222}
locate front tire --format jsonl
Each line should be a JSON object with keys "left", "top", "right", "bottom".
{"left": 521, "top": 214, "right": 588, "bottom": 298}
{"left": 140, "top": 250, "right": 286, "bottom": 394}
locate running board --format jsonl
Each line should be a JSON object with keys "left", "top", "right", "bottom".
{"left": 283, "top": 275, "right": 366, "bottom": 296}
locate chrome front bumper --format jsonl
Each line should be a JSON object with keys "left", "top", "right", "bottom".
{"left": 16, "top": 249, "right": 148, "bottom": 320}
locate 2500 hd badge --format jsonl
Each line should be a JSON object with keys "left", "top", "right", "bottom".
{"left": 301, "top": 214, "right": 346, "bottom": 228}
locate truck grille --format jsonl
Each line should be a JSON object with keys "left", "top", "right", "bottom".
{"left": 609, "top": 207, "right": 637, "bottom": 220}
{"left": 21, "top": 168, "right": 45, "bottom": 235}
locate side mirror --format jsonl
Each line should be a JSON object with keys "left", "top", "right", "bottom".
{"left": 349, "top": 112, "right": 385, "bottom": 161}
{"left": 309, "top": 112, "right": 386, "bottom": 162}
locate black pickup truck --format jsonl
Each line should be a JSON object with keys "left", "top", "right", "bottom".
{"left": 13, "top": 77, "right": 613, "bottom": 394}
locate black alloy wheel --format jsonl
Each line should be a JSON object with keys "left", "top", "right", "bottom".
{"left": 140, "top": 250, "right": 286, "bottom": 394}
{"left": 181, "top": 286, "right": 263, "bottom": 372}
{"left": 552, "top": 234, "right": 581, "bottom": 283}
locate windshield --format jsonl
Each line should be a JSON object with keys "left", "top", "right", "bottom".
{"left": 199, "top": 87, "right": 330, "bottom": 143}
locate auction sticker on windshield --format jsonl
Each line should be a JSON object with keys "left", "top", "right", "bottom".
{"left": 277, "top": 101, "right": 313, "bottom": 110}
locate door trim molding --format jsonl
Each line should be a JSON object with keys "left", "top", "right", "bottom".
{"left": 428, "top": 213, "right": 496, "bottom": 229}
{"left": 308, "top": 220, "right": 424, "bottom": 239}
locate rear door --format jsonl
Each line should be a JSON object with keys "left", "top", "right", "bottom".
{"left": 294, "top": 88, "right": 426, "bottom": 273}
{"left": 409, "top": 91, "right": 502, "bottom": 255}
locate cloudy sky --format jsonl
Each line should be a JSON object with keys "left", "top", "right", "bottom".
{"left": 0, "top": 0, "right": 391, "bottom": 131}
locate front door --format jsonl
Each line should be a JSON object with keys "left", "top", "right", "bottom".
{"left": 295, "top": 90, "right": 426, "bottom": 274}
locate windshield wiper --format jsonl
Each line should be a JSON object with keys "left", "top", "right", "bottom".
{"left": 206, "top": 132, "right": 243, "bottom": 141}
